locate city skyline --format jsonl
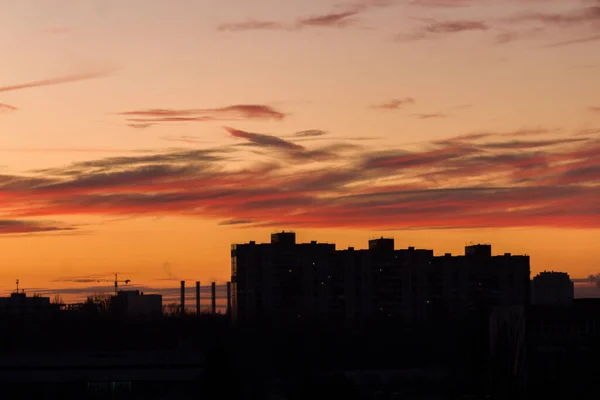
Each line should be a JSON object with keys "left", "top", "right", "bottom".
{"left": 1, "top": 0, "right": 599, "bottom": 297}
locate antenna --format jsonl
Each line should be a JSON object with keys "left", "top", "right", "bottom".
{"left": 15, "top": 279, "right": 19, "bottom": 294}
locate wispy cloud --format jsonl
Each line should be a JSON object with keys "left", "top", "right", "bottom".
{"left": 218, "top": 20, "right": 286, "bottom": 32}
{"left": 1, "top": 127, "right": 599, "bottom": 231}
{"left": 399, "top": 20, "right": 489, "bottom": 41}
{"left": 226, "top": 126, "right": 305, "bottom": 152}
{"left": 0, "top": 103, "right": 17, "bottom": 113}
{"left": 494, "top": 27, "right": 544, "bottom": 45}
{"left": 0, "top": 68, "right": 115, "bottom": 93}
{"left": 538, "top": 33, "right": 600, "bottom": 48}
{"left": 507, "top": 6, "right": 600, "bottom": 27}
{"left": 120, "top": 104, "right": 286, "bottom": 126}
{"left": 0, "top": 219, "right": 75, "bottom": 235}
{"left": 371, "top": 98, "right": 416, "bottom": 110}
{"left": 413, "top": 113, "right": 446, "bottom": 119}
{"left": 0, "top": 147, "right": 134, "bottom": 154}
{"left": 127, "top": 123, "right": 154, "bottom": 129}
{"left": 409, "top": 0, "right": 569, "bottom": 8}
{"left": 408, "top": 0, "right": 483, "bottom": 7}
{"left": 296, "top": 11, "right": 360, "bottom": 28}
{"left": 293, "top": 130, "right": 328, "bottom": 138}
{"left": 218, "top": 8, "right": 364, "bottom": 32}
{"left": 161, "top": 135, "right": 207, "bottom": 144}
{"left": 218, "top": 218, "right": 256, "bottom": 226}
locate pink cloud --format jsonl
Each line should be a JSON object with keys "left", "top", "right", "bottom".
{"left": 371, "top": 98, "right": 416, "bottom": 110}
{"left": 296, "top": 11, "right": 360, "bottom": 28}
{"left": 120, "top": 104, "right": 286, "bottom": 126}
{"left": 399, "top": 20, "right": 489, "bottom": 41}
{"left": 217, "top": 9, "right": 364, "bottom": 32}
{"left": 0, "top": 103, "right": 18, "bottom": 113}
{"left": 413, "top": 113, "right": 446, "bottom": 119}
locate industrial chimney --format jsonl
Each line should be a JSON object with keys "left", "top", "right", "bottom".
{"left": 180, "top": 280, "right": 185, "bottom": 316}
{"left": 195, "top": 281, "right": 201, "bottom": 316}
{"left": 211, "top": 282, "right": 216, "bottom": 315}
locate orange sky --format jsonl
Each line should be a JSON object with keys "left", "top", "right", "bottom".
{"left": 0, "top": 0, "right": 599, "bottom": 300}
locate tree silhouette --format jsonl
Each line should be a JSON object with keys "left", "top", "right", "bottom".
{"left": 81, "top": 293, "right": 111, "bottom": 316}
{"left": 52, "top": 293, "right": 64, "bottom": 305}
{"left": 163, "top": 302, "right": 181, "bottom": 316}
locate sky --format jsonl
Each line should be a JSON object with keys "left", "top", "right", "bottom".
{"left": 1, "top": 0, "right": 599, "bottom": 301}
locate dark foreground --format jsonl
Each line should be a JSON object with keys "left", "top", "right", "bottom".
{"left": 0, "top": 305, "right": 598, "bottom": 399}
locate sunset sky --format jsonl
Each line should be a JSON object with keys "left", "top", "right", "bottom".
{"left": 1, "top": 0, "right": 599, "bottom": 301}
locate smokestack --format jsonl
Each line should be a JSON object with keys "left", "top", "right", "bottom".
{"left": 226, "top": 282, "right": 232, "bottom": 317}
{"left": 195, "top": 281, "right": 201, "bottom": 316}
{"left": 211, "top": 282, "right": 216, "bottom": 315}
{"left": 180, "top": 281, "right": 185, "bottom": 315}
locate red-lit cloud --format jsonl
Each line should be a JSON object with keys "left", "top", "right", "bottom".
{"left": 1, "top": 128, "right": 599, "bottom": 232}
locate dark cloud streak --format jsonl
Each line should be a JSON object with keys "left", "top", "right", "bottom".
{"left": 0, "top": 68, "right": 115, "bottom": 93}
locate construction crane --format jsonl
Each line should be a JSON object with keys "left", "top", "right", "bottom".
{"left": 96, "top": 273, "right": 131, "bottom": 295}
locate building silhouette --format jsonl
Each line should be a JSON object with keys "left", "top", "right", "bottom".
{"left": 231, "top": 231, "right": 336, "bottom": 323}
{"left": 109, "top": 290, "right": 162, "bottom": 319}
{"left": 531, "top": 271, "right": 574, "bottom": 305}
{"left": 0, "top": 291, "right": 59, "bottom": 319}
{"left": 231, "top": 232, "right": 531, "bottom": 324}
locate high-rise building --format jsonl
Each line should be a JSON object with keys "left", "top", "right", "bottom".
{"left": 231, "top": 233, "right": 531, "bottom": 324}
{"left": 531, "top": 271, "right": 574, "bottom": 305}
{"left": 231, "top": 231, "right": 336, "bottom": 323}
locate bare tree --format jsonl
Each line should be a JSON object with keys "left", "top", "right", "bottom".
{"left": 52, "top": 294, "right": 64, "bottom": 305}
{"left": 82, "top": 293, "right": 112, "bottom": 315}
{"left": 163, "top": 302, "right": 181, "bottom": 316}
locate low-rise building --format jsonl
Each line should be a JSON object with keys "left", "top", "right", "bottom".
{"left": 0, "top": 292, "right": 59, "bottom": 319}
{"left": 110, "top": 290, "right": 162, "bottom": 319}
{"left": 531, "top": 271, "right": 574, "bottom": 305}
